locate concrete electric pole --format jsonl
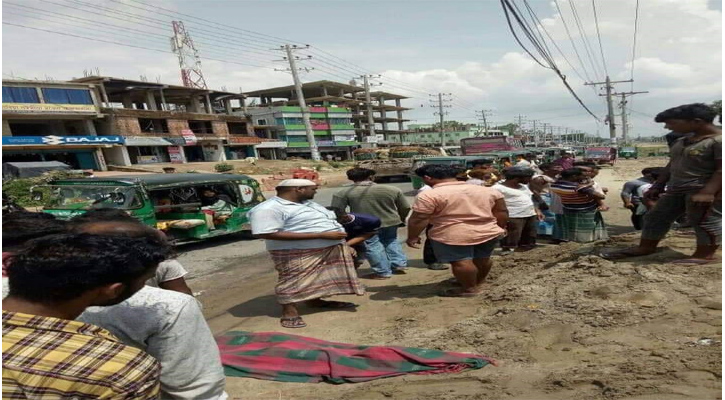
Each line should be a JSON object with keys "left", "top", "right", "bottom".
{"left": 585, "top": 76, "right": 633, "bottom": 142}
{"left": 615, "top": 90, "right": 649, "bottom": 144}
{"left": 359, "top": 74, "right": 381, "bottom": 145}
{"left": 476, "top": 109, "right": 493, "bottom": 136}
{"left": 277, "top": 44, "right": 320, "bottom": 161}
{"left": 429, "top": 93, "right": 452, "bottom": 146}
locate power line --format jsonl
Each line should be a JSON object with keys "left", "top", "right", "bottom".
{"left": 568, "top": 0, "right": 604, "bottom": 80}
{"left": 499, "top": 0, "right": 600, "bottom": 121}
{"left": 521, "top": 0, "right": 589, "bottom": 83}
{"left": 2, "top": 21, "right": 273, "bottom": 69}
{"left": 591, "top": 0, "right": 609, "bottom": 77}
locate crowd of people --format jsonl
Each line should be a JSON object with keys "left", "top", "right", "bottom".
{"left": 1, "top": 103, "right": 720, "bottom": 398}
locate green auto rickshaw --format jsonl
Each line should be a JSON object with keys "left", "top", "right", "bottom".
{"left": 34, "top": 173, "right": 265, "bottom": 244}
{"left": 409, "top": 156, "right": 494, "bottom": 189}
{"left": 619, "top": 147, "right": 639, "bottom": 159}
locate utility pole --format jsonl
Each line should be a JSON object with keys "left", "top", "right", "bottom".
{"left": 359, "top": 74, "right": 381, "bottom": 145}
{"left": 429, "top": 93, "right": 452, "bottom": 146}
{"left": 531, "top": 120, "right": 539, "bottom": 145}
{"left": 516, "top": 114, "right": 526, "bottom": 139}
{"left": 276, "top": 44, "right": 320, "bottom": 161}
{"left": 475, "top": 109, "right": 493, "bottom": 136}
{"left": 585, "top": 76, "right": 633, "bottom": 142}
{"left": 615, "top": 90, "right": 649, "bottom": 144}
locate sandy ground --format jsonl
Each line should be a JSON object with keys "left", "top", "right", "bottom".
{"left": 183, "top": 158, "right": 721, "bottom": 400}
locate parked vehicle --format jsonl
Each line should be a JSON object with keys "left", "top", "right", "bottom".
{"left": 619, "top": 147, "right": 639, "bottom": 159}
{"left": 460, "top": 136, "right": 523, "bottom": 155}
{"left": 355, "top": 158, "right": 414, "bottom": 182}
{"left": 33, "top": 173, "right": 265, "bottom": 244}
{"left": 584, "top": 147, "right": 618, "bottom": 165}
{"left": 479, "top": 150, "right": 530, "bottom": 169}
{"left": 409, "top": 156, "right": 494, "bottom": 189}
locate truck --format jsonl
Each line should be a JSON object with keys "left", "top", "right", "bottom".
{"left": 353, "top": 147, "right": 440, "bottom": 182}
{"left": 584, "top": 147, "right": 618, "bottom": 165}
{"left": 460, "top": 136, "right": 523, "bottom": 155}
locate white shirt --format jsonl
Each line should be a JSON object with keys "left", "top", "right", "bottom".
{"left": 79, "top": 287, "right": 226, "bottom": 400}
{"left": 248, "top": 196, "right": 345, "bottom": 251}
{"left": 418, "top": 185, "right": 433, "bottom": 194}
{"left": 493, "top": 183, "right": 536, "bottom": 218}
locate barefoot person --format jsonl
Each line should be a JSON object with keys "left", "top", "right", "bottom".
{"left": 604, "top": 103, "right": 721, "bottom": 263}
{"left": 406, "top": 164, "right": 508, "bottom": 297}
{"left": 248, "top": 179, "right": 365, "bottom": 328}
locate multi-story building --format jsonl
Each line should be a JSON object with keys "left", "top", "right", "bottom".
{"left": 2, "top": 79, "right": 116, "bottom": 170}
{"left": 70, "top": 76, "right": 268, "bottom": 166}
{"left": 244, "top": 80, "right": 413, "bottom": 159}
{"left": 2, "top": 77, "right": 279, "bottom": 169}
{"left": 246, "top": 105, "right": 357, "bottom": 160}
{"left": 352, "top": 91, "right": 412, "bottom": 143}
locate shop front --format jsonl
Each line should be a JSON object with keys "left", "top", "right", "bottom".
{"left": 2, "top": 135, "right": 123, "bottom": 170}
{"left": 123, "top": 136, "right": 174, "bottom": 165}
{"left": 225, "top": 136, "right": 261, "bottom": 160}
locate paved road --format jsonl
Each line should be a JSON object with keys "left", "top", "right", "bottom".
{"left": 177, "top": 182, "right": 415, "bottom": 282}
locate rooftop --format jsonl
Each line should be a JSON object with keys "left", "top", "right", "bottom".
{"left": 244, "top": 80, "right": 364, "bottom": 99}
{"left": 70, "top": 76, "right": 245, "bottom": 103}
{"left": 52, "top": 173, "right": 255, "bottom": 187}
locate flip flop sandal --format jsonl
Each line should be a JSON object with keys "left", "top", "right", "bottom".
{"left": 280, "top": 316, "right": 307, "bottom": 329}
{"left": 312, "top": 300, "right": 357, "bottom": 309}
{"left": 439, "top": 288, "right": 480, "bottom": 298}
{"left": 670, "top": 258, "right": 717, "bottom": 265}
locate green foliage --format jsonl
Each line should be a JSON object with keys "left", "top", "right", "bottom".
{"left": 327, "top": 161, "right": 344, "bottom": 168}
{"left": 214, "top": 163, "right": 234, "bottom": 172}
{"left": 712, "top": 100, "right": 722, "bottom": 122}
{"left": 2, "top": 170, "right": 86, "bottom": 208}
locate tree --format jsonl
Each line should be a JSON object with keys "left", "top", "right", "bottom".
{"left": 712, "top": 100, "right": 721, "bottom": 123}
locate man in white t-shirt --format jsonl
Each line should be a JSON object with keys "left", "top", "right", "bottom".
{"left": 73, "top": 220, "right": 227, "bottom": 400}
{"left": 494, "top": 166, "right": 542, "bottom": 253}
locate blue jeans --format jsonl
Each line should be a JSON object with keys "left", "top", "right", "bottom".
{"left": 364, "top": 226, "right": 408, "bottom": 277}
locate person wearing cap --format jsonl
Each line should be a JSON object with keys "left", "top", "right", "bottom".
{"left": 247, "top": 179, "right": 365, "bottom": 329}
{"left": 493, "top": 166, "right": 543, "bottom": 253}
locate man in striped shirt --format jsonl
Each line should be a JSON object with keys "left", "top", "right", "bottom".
{"left": 550, "top": 168, "right": 608, "bottom": 243}
{"left": 3, "top": 231, "right": 172, "bottom": 399}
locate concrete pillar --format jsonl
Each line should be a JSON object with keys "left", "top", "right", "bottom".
{"left": 122, "top": 94, "right": 133, "bottom": 109}
{"left": 145, "top": 91, "right": 158, "bottom": 111}
{"left": 94, "top": 148, "right": 108, "bottom": 171}
{"left": 204, "top": 94, "right": 212, "bottom": 114}
{"left": 224, "top": 99, "right": 233, "bottom": 114}
{"left": 322, "top": 86, "right": 328, "bottom": 97}
{"left": 187, "top": 96, "right": 200, "bottom": 113}
{"left": 2, "top": 120, "right": 11, "bottom": 136}
{"left": 159, "top": 89, "right": 168, "bottom": 111}
{"left": 379, "top": 96, "right": 388, "bottom": 131}
{"left": 83, "top": 120, "right": 97, "bottom": 136}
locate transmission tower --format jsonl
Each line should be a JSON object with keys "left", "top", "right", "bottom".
{"left": 171, "top": 21, "right": 208, "bottom": 89}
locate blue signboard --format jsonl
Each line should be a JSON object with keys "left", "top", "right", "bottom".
{"left": 2, "top": 135, "right": 125, "bottom": 146}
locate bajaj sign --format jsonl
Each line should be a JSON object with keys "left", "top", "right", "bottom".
{"left": 2, "top": 136, "right": 125, "bottom": 146}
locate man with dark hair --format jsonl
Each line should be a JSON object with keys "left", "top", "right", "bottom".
{"left": 621, "top": 167, "right": 660, "bottom": 230}
{"left": 407, "top": 164, "right": 508, "bottom": 297}
{"left": 332, "top": 167, "right": 411, "bottom": 279}
{"left": 553, "top": 151, "right": 575, "bottom": 170}
{"left": 2, "top": 214, "right": 68, "bottom": 299}
{"left": 605, "top": 103, "right": 721, "bottom": 263}
{"left": 249, "top": 179, "right": 364, "bottom": 328}
{"left": 494, "top": 167, "right": 542, "bottom": 253}
{"left": 3, "top": 233, "right": 170, "bottom": 399}
{"left": 74, "top": 220, "right": 228, "bottom": 400}
{"left": 69, "top": 209, "right": 193, "bottom": 295}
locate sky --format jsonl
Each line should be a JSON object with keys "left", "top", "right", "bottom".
{"left": 2, "top": 0, "right": 722, "bottom": 138}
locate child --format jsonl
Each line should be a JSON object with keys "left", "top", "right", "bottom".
{"left": 330, "top": 208, "right": 381, "bottom": 269}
